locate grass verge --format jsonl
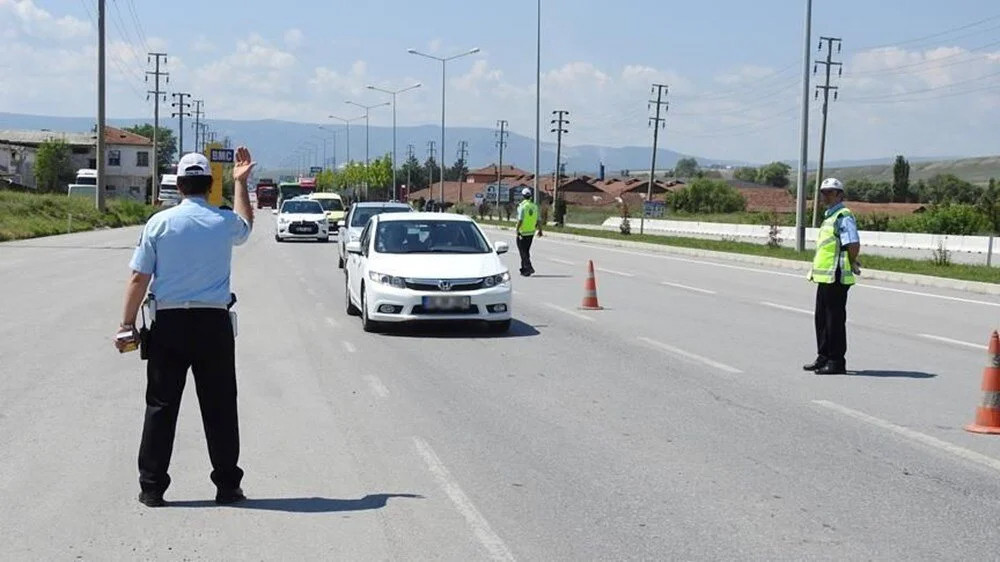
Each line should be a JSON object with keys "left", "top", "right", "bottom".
{"left": 478, "top": 219, "right": 1000, "bottom": 285}
{"left": 0, "top": 191, "right": 156, "bottom": 242}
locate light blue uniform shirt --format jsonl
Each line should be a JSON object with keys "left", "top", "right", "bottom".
{"left": 129, "top": 197, "right": 251, "bottom": 306}
{"left": 825, "top": 202, "right": 860, "bottom": 246}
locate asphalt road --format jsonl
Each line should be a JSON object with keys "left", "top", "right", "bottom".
{"left": 3, "top": 218, "right": 1000, "bottom": 560}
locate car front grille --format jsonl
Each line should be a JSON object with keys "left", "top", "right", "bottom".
{"left": 405, "top": 278, "right": 484, "bottom": 292}
{"left": 411, "top": 305, "right": 480, "bottom": 315}
{"left": 290, "top": 222, "right": 319, "bottom": 234}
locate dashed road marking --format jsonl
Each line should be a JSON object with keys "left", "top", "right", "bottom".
{"left": 364, "top": 375, "right": 389, "bottom": 398}
{"left": 638, "top": 336, "right": 742, "bottom": 374}
{"left": 545, "top": 303, "right": 596, "bottom": 322}
{"left": 919, "top": 334, "right": 983, "bottom": 350}
{"left": 596, "top": 267, "right": 634, "bottom": 278}
{"left": 760, "top": 301, "right": 812, "bottom": 315}
{"left": 413, "top": 437, "right": 516, "bottom": 562}
{"left": 342, "top": 341, "right": 357, "bottom": 353}
{"left": 660, "top": 281, "right": 717, "bottom": 295}
{"left": 549, "top": 258, "right": 575, "bottom": 266}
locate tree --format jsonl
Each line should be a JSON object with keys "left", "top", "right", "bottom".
{"left": 366, "top": 154, "right": 392, "bottom": 196}
{"left": 398, "top": 154, "right": 428, "bottom": 192}
{"left": 124, "top": 124, "right": 177, "bottom": 173}
{"left": 445, "top": 157, "right": 469, "bottom": 182}
{"left": 733, "top": 167, "right": 758, "bottom": 183}
{"left": 893, "top": 155, "right": 910, "bottom": 203}
{"left": 756, "top": 162, "right": 791, "bottom": 188}
{"left": 674, "top": 157, "right": 699, "bottom": 178}
{"left": 424, "top": 157, "right": 442, "bottom": 191}
{"left": 918, "top": 174, "right": 982, "bottom": 205}
{"left": 845, "top": 179, "right": 892, "bottom": 203}
{"left": 315, "top": 169, "right": 338, "bottom": 192}
{"left": 978, "top": 178, "right": 1000, "bottom": 234}
{"left": 667, "top": 178, "right": 746, "bottom": 214}
{"left": 34, "top": 138, "right": 74, "bottom": 192}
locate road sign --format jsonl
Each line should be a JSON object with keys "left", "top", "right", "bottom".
{"left": 309, "top": 166, "right": 322, "bottom": 175}
{"left": 643, "top": 201, "right": 666, "bottom": 218}
{"left": 209, "top": 148, "right": 235, "bottom": 163}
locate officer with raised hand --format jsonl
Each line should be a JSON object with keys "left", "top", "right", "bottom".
{"left": 115, "top": 147, "right": 256, "bottom": 507}
{"left": 804, "top": 177, "right": 861, "bottom": 375}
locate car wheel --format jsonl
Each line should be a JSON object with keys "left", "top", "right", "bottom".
{"left": 487, "top": 319, "right": 511, "bottom": 334}
{"left": 274, "top": 234, "right": 282, "bottom": 242}
{"left": 345, "top": 274, "right": 360, "bottom": 316}
{"left": 361, "top": 285, "right": 382, "bottom": 333}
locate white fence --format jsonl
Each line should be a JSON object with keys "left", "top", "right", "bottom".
{"left": 601, "top": 218, "right": 997, "bottom": 263}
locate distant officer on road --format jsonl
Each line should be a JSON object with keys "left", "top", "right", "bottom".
{"left": 516, "top": 188, "right": 538, "bottom": 276}
{"left": 804, "top": 177, "right": 861, "bottom": 375}
{"left": 115, "top": 147, "right": 256, "bottom": 507}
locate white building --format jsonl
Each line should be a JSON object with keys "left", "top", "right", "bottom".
{"left": 0, "top": 126, "right": 155, "bottom": 202}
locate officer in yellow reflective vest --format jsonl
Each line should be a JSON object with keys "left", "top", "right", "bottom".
{"left": 516, "top": 188, "right": 539, "bottom": 276}
{"left": 804, "top": 178, "right": 861, "bottom": 375}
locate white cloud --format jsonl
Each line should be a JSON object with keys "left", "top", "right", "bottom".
{"left": 0, "top": 0, "right": 90, "bottom": 41}
{"left": 284, "top": 28, "right": 304, "bottom": 49}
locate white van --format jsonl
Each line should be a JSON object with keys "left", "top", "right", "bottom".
{"left": 67, "top": 169, "right": 98, "bottom": 198}
{"left": 158, "top": 174, "right": 181, "bottom": 207}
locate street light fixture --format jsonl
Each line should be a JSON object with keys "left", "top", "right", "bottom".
{"left": 328, "top": 114, "right": 365, "bottom": 167}
{"left": 344, "top": 100, "right": 390, "bottom": 199}
{"left": 367, "top": 82, "right": 422, "bottom": 201}
{"left": 407, "top": 46, "right": 480, "bottom": 206}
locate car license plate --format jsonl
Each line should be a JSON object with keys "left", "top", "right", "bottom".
{"left": 291, "top": 226, "right": 312, "bottom": 233}
{"left": 422, "top": 296, "right": 471, "bottom": 310}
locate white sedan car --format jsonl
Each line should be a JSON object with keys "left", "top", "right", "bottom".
{"left": 275, "top": 199, "right": 330, "bottom": 242}
{"left": 344, "top": 213, "right": 512, "bottom": 333}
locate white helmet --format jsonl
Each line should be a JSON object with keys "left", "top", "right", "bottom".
{"left": 820, "top": 177, "right": 844, "bottom": 192}
{"left": 521, "top": 187, "right": 532, "bottom": 198}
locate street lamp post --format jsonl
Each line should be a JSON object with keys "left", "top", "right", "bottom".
{"left": 367, "top": 82, "right": 422, "bottom": 201}
{"left": 345, "top": 100, "right": 390, "bottom": 199}
{"left": 408, "top": 46, "right": 480, "bottom": 207}
{"left": 328, "top": 114, "right": 365, "bottom": 168}
{"left": 318, "top": 126, "right": 339, "bottom": 170}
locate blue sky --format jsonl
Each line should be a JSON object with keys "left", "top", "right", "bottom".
{"left": 2, "top": 0, "right": 1000, "bottom": 163}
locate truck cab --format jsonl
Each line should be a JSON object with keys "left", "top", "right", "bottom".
{"left": 67, "top": 169, "right": 98, "bottom": 198}
{"left": 158, "top": 174, "right": 180, "bottom": 207}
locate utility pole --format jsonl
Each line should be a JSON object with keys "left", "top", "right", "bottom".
{"left": 192, "top": 99, "right": 204, "bottom": 153}
{"left": 145, "top": 52, "right": 168, "bottom": 204}
{"left": 811, "top": 36, "right": 843, "bottom": 228}
{"left": 426, "top": 140, "right": 437, "bottom": 206}
{"left": 795, "top": 0, "right": 813, "bottom": 252}
{"left": 96, "top": 0, "right": 106, "bottom": 211}
{"left": 495, "top": 120, "right": 509, "bottom": 214}
{"left": 550, "top": 110, "right": 569, "bottom": 217}
{"left": 406, "top": 144, "right": 415, "bottom": 198}
{"left": 642, "top": 84, "right": 669, "bottom": 235}
{"left": 456, "top": 140, "right": 469, "bottom": 202}
{"left": 171, "top": 92, "right": 191, "bottom": 155}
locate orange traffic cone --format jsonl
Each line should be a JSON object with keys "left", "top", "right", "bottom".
{"left": 966, "top": 331, "right": 1000, "bottom": 434}
{"left": 579, "top": 260, "right": 603, "bottom": 311}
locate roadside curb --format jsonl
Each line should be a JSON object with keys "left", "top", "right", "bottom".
{"left": 482, "top": 225, "right": 1000, "bottom": 297}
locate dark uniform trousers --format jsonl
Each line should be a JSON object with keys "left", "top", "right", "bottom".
{"left": 516, "top": 234, "right": 534, "bottom": 274}
{"left": 139, "top": 309, "right": 243, "bottom": 493}
{"left": 814, "top": 282, "right": 851, "bottom": 364}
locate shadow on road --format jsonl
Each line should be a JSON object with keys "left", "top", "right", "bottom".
{"left": 523, "top": 274, "right": 572, "bottom": 279}
{"left": 169, "top": 493, "right": 424, "bottom": 512}
{"left": 849, "top": 370, "right": 938, "bottom": 379}
{"left": 382, "top": 319, "right": 540, "bottom": 339}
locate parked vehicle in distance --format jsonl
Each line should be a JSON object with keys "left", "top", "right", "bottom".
{"left": 255, "top": 178, "right": 278, "bottom": 209}
{"left": 337, "top": 201, "right": 413, "bottom": 269}
{"left": 158, "top": 174, "right": 180, "bottom": 207}
{"left": 67, "top": 169, "right": 97, "bottom": 198}
{"left": 343, "top": 212, "right": 512, "bottom": 333}
{"left": 275, "top": 198, "right": 330, "bottom": 243}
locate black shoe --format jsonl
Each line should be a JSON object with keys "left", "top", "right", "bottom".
{"left": 215, "top": 487, "right": 246, "bottom": 505}
{"left": 803, "top": 357, "right": 828, "bottom": 371}
{"left": 815, "top": 362, "right": 847, "bottom": 375}
{"left": 138, "top": 491, "right": 166, "bottom": 508}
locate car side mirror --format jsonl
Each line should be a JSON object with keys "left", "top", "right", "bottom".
{"left": 336, "top": 220, "right": 345, "bottom": 229}
{"left": 346, "top": 241, "right": 363, "bottom": 254}
{"left": 495, "top": 241, "right": 509, "bottom": 254}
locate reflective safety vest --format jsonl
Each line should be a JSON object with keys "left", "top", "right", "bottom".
{"left": 518, "top": 200, "right": 538, "bottom": 235}
{"left": 809, "top": 206, "right": 856, "bottom": 285}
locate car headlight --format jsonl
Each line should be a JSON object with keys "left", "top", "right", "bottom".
{"left": 368, "top": 271, "right": 407, "bottom": 289}
{"left": 483, "top": 271, "right": 511, "bottom": 287}
{"left": 278, "top": 216, "right": 289, "bottom": 224}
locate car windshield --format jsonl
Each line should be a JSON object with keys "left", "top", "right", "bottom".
{"left": 350, "top": 206, "right": 410, "bottom": 227}
{"left": 281, "top": 201, "right": 323, "bottom": 214}
{"left": 315, "top": 198, "right": 344, "bottom": 211}
{"left": 375, "top": 220, "right": 491, "bottom": 254}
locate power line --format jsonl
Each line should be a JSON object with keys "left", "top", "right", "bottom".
{"left": 125, "top": 0, "right": 152, "bottom": 54}
{"left": 846, "top": 37, "right": 1000, "bottom": 78}
{"left": 146, "top": 52, "right": 168, "bottom": 202}
{"left": 811, "top": 37, "right": 843, "bottom": 228}
{"left": 845, "top": 66, "right": 1000, "bottom": 102}
{"left": 857, "top": 13, "right": 1000, "bottom": 51}
{"left": 641, "top": 84, "right": 668, "bottom": 236}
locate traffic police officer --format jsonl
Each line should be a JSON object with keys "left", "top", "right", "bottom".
{"left": 804, "top": 177, "right": 861, "bottom": 375}
{"left": 115, "top": 147, "right": 256, "bottom": 507}
{"left": 515, "top": 187, "right": 539, "bottom": 276}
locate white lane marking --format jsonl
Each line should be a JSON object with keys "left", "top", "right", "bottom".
{"left": 596, "top": 267, "right": 634, "bottom": 278}
{"left": 342, "top": 341, "right": 357, "bottom": 353}
{"left": 660, "top": 281, "right": 717, "bottom": 295}
{"left": 412, "top": 437, "right": 516, "bottom": 562}
{"left": 760, "top": 301, "right": 813, "bottom": 315}
{"left": 861, "top": 284, "right": 1000, "bottom": 308}
{"left": 325, "top": 316, "right": 339, "bottom": 327}
{"left": 919, "top": 334, "right": 984, "bottom": 350}
{"left": 364, "top": 375, "right": 389, "bottom": 398}
{"left": 305, "top": 287, "right": 317, "bottom": 297}
{"left": 549, "top": 257, "right": 575, "bottom": 266}
{"left": 638, "top": 337, "right": 742, "bottom": 374}
{"left": 545, "top": 303, "right": 597, "bottom": 322}
{"left": 813, "top": 400, "right": 1000, "bottom": 475}
{"left": 535, "top": 236, "right": 1000, "bottom": 305}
